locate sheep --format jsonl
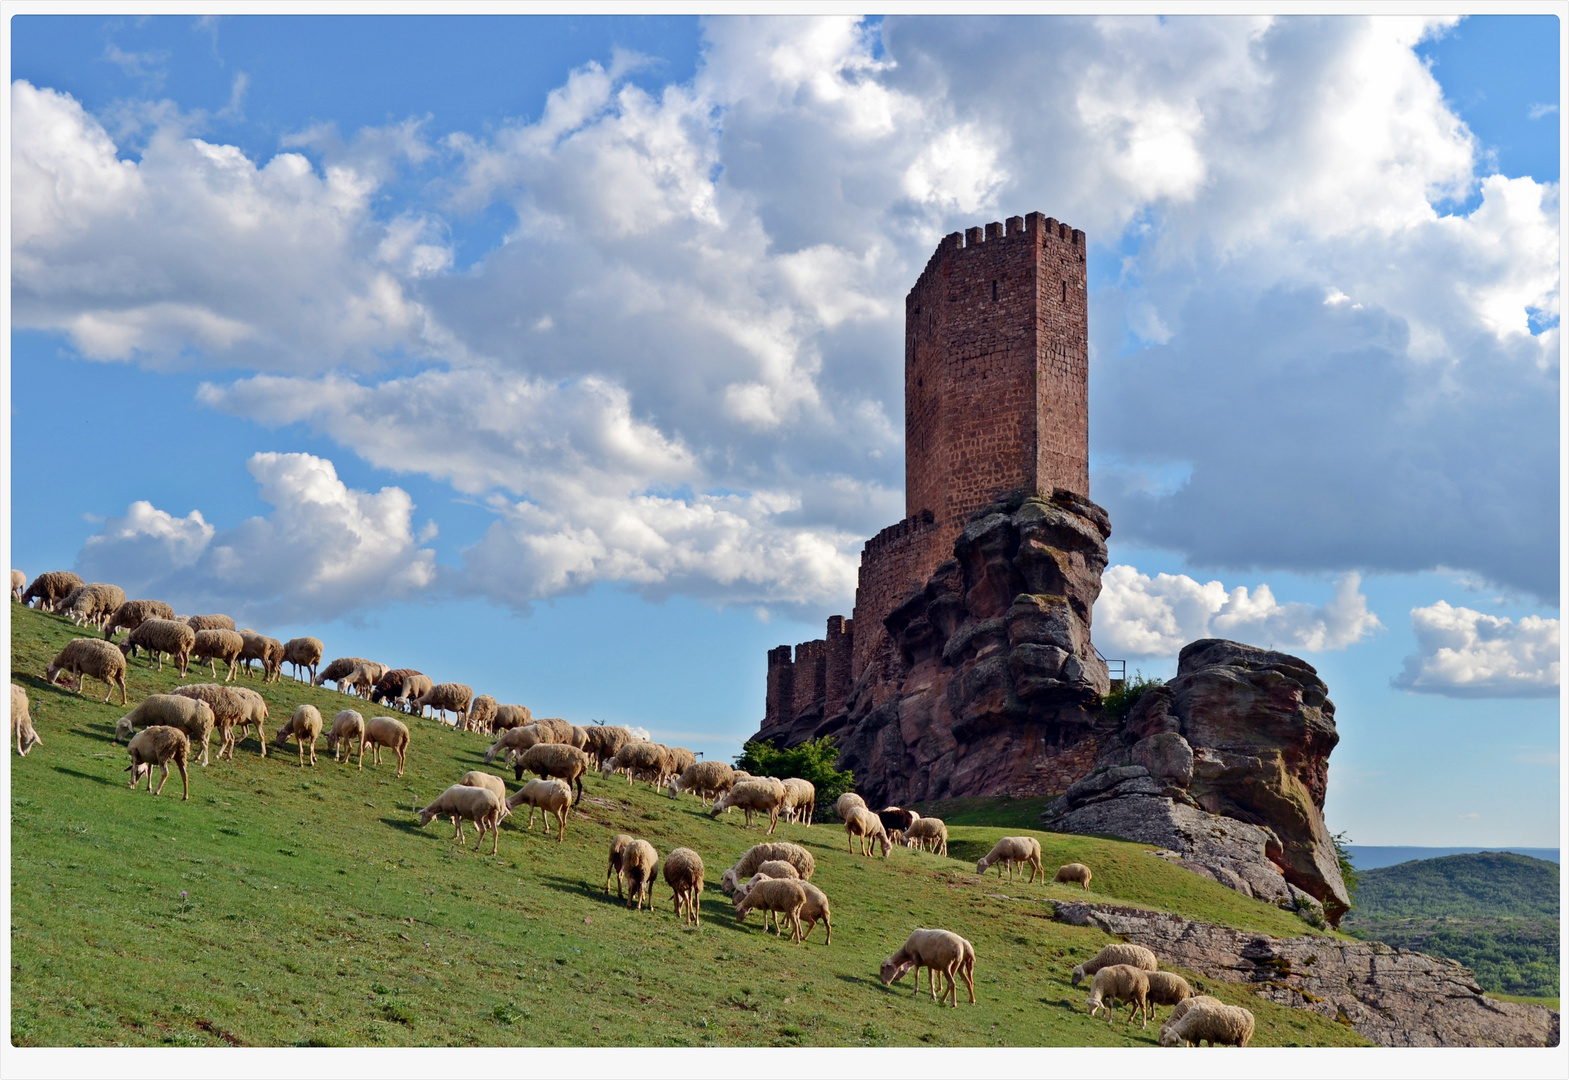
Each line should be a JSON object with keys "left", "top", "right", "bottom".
{"left": 1157, "top": 1000, "right": 1254, "bottom": 1048}
{"left": 667, "top": 746, "right": 697, "bottom": 775}
{"left": 976, "top": 836, "right": 1043, "bottom": 883}
{"left": 719, "top": 842, "right": 816, "bottom": 895}
{"left": 533, "top": 716, "right": 576, "bottom": 743}
{"left": 340, "top": 662, "right": 383, "bottom": 700}
{"left": 843, "top": 806, "right": 893, "bottom": 857}
{"left": 236, "top": 631, "right": 283, "bottom": 683}
{"left": 360, "top": 716, "right": 410, "bottom": 775}
{"left": 459, "top": 770, "right": 512, "bottom": 817}
{"left": 605, "top": 834, "right": 634, "bottom": 897}
{"left": 466, "top": 694, "right": 499, "bottom": 734}
{"left": 369, "top": 668, "right": 423, "bottom": 709}
{"left": 12, "top": 683, "right": 41, "bottom": 757}
{"left": 514, "top": 743, "right": 591, "bottom": 803}
{"left": 417, "top": 784, "right": 504, "bottom": 855}
{"left": 190, "top": 629, "right": 245, "bottom": 681}
{"left": 412, "top": 682, "right": 473, "bottom": 726}
{"left": 835, "top": 792, "right": 867, "bottom": 820}
{"left": 906, "top": 816, "right": 949, "bottom": 857}
{"left": 582, "top": 722, "right": 632, "bottom": 766}
{"left": 119, "top": 618, "right": 197, "bottom": 677}
{"left": 59, "top": 583, "right": 125, "bottom": 628}
{"left": 622, "top": 838, "right": 659, "bottom": 911}
{"left": 101, "top": 599, "right": 175, "bottom": 638}
{"left": 663, "top": 847, "right": 705, "bottom": 926}
{"left": 780, "top": 778, "right": 816, "bottom": 825}
{"left": 752, "top": 859, "right": 802, "bottom": 882}
{"left": 171, "top": 683, "right": 268, "bottom": 760}
{"left": 113, "top": 694, "right": 215, "bottom": 767}
{"left": 125, "top": 725, "right": 190, "bottom": 799}
{"left": 506, "top": 778, "right": 572, "bottom": 841}
{"left": 668, "top": 759, "right": 736, "bottom": 805}
{"left": 321, "top": 709, "right": 365, "bottom": 763}
{"left": 1069, "top": 943, "right": 1159, "bottom": 987}
{"left": 1054, "top": 862, "right": 1093, "bottom": 892}
{"left": 1085, "top": 964, "right": 1151, "bottom": 1027}
{"left": 46, "top": 638, "right": 128, "bottom": 704}
{"left": 732, "top": 877, "right": 806, "bottom": 941}
{"left": 880, "top": 929, "right": 977, "bottom": 1007}
{"left": 282, "top": 637, "right": 324, "bottom": 682}
{"left": 274, "top": 704, "right": 323, "bottom": 767}
{"left": 1161, "top": 995, "right": 1225, "bottom": 1032}
{"left": 602, "top": 740, "right": 670, "bottom": 788}
{"left": 878, "top": 806, "right": 920, "bottom": 834}
{"left": 313, "top": 656, "right": 374, "bottom": 691}
{"left": 797, "top": 881, "right": 832, "bottom": 945}
{"left": 23, "top": 570, "right": 84, "bottom": 610}
{"left": 491, "top": 703, "right": 533, "bottom": 732}
{"left": 11, "top": 570, "right": 24, "bottom": 603}
{"left": 485, "top": 724, "right": 546, "bottom": 764}
{"left": 1145, "top": 971, "right": 1194, "bottom": 1014}
{"left": 711, "top": 778, "right": 788, "bottom": 834}
{"left": 185, "top": 614, "right": 236, "bottom": 632}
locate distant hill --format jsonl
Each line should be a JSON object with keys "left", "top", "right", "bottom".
{"left": 1347, "top": 846, "right": 1558, "bottom": 871}
{"left": 1344, "top": 852, "right": 1559, "bottom": 999}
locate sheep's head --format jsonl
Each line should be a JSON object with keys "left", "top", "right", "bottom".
{"left": 1070, "top": 965, "right": 1087, "bottom": 986}
{"left": 274, "top": 723, "right": 293, "bottom": 746}
{"left": 976, "top": 856, "right": 991, "bottom": 875}
{"left": 878, "top": 834, "right": 893, "bottom": 857}
{"left": 46, "top": 664, "right": 74, "bottom": 689}
{"left": 417, "top": 807, "right": 439, "bottom": 827}
{"left": 126, "top": 759, "right": 150, "bottom": 787}
{"left": 879, "top": 958, "right": 911, "bottom": 986}
{"left": 113, "top": 717, "right": 133, "bottom": 743}
{"left": 1157, "top": 1028, "right": 1184, "bottom": 1048}
{"left": 719, "top": 868, "right": 739, "bottom": 895}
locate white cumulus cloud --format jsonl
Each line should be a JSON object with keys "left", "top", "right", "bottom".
{"left": 1393, "top": 601, "right": 1559, "bottom": 698}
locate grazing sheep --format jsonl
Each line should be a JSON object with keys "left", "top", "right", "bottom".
{"left": 533, "top": 716, "right": 576, "bottom": 743}
{"left": 466, "top": 694, "right": 499, "bottom": 734}
{"left": 752, "top": 859, "right": 802, "bottom": 882}
{"left": 486, "top": 724, "right": 547, "bottom": 765}
{"left": 236, "top": 631, "right": 283, "bottom": 683}
{"left": 835, "top": 792, "right": 867, "bottom": 820}
{"left": 605, "top": 834, "right": 634, "bottom": 897}
{"left": 718, "top": 842, "right": 817, "bottom": 895}
{"left": 326, "top": 710, "right": 365, "bottom": 763}
{"left": 780, "top": 778, "right": 816, "bottom": 825}
{"left": 171, "top": 683, "right": 264, "bottom": 760}
{"left": 13, "top": 683, "right": 41, "bottom": 757}
{"left": 880, "top": 929, "right": 976, "bottom": 1007}
{"left": 125, "top": 725, "right": 190, "bottom": 799}
{"left": 1054, "top": 862, "right": 1093, "bottom": 892}
{"left": 506, "top": 778, "right": 572, "bottom": 841}
{"left": 622, "top": 838, "right": 659, "bottom": 911}
{"left": 733, "top": 877, "right": 806, "bottom": 941}
{"left": 906, "top": 816, "right": 949, "bottom": 857}
{"left": 711, "top": 778, "right": 788, "bottom": 834}
{"left": 190, "top": 629, "right": 245, "bottom": 681}
{"left": 797, "top": 881, "right": 832, "bottom": 945}
{"left": 459, "top": 770, "right": 511, "bottom": 815}
{"left": 667, "top": 746, "right": 697, "bottom": 774}
{"left": 313, "top": 656, "right": 373, "bottom": 690}
{"left": 491, "top": 703, "right": 533, "bottom": 732}
{"left": 101, "top": 599, "right": 175, "bottom": 638}
{"left": 878, "top": 806, "right": 920, "bottom": 834}
{"left": 360, "top": 716, "right": 410, "bottom": 775}
{"left": 274, "top": 705, "right": 323, "bottom": 767}
{"left": 582, "top": 722, "right": 632, "bottom": 766}
{"left": 120, "top": 618, "right": 197, "bottom": 677}
{"left": 1157, "top": 1000, "right": 1254, "bottom": 1047}
{"left": 23, "top": 570, "right": 84, "bottom": 610}
{"left": 1070, "top": 943, "right": 1159, "bottom": 987}
{"left": 514, "top": 743, "right": 591, "bottom": 803}
{"left": 976, "top": 836, "right": 1043, "bottom": 883}
{"left": 114, "top": 694, "right": 215, "bottom": 767}
{"left": 1086, "top": 965, "right": 1151, "bottom": 1027}
{"left": 417, "top": 784, "right": 504, "bottom": 855}
{"left": 11, "top": 570, "right": 25, "bottom": 603}
{"left": 668, "top": 759, "right": 736, "bottom": 805}
{"left": 663, "top": 847, "right": 705, "bottom": 926}
{"left": 843, "top": 806, "right": 893, "bottom": 857}
{"left": 1160, "top": 995, "right": 1225, "bottom": 1033}
{"left": 185, "top": 614, "right": 236, "bottom": 632}
{"left": 412, "top": 682, "right": 473, "bottom": 726}
{"left": 59, "top": 583, "right": 125, "bottom": 628}
{"left": 1145, "top": 971, "right": 1194, "bottom": 1014}
{"left": 396, "top": 673, "right": 433, "bottom": 714}
{"left": 339, "top": 662, "right": 383, "bottom": 700}
{"left": 46, "top": 638, "right": 129, "bottom": 704}
{"left": 602, "top": 740, "right": 668, "bottom": 787}
{"left": 369, "top": 668, "right": 423, "bottom": 709}
{"left": 282, "top": 637, "right": 324, "bottom": 682}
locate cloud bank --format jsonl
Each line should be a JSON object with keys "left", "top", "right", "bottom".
{"left": 1393, "top": 601, "right": 1559, "bottom": 698}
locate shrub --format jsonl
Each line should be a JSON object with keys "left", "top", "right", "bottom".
{"left": 1331, "top": 830, "right": 1359, "bottom": 906}
{"left": 734, "top": 736, "right": 855, "bottom": 819}
{"left": 1100, "top": 670, "right": 1164, "bottom": 724}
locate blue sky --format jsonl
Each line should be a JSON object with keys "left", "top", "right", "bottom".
{"left": 7, "top": 14, "right": 1561, "bottom": 845}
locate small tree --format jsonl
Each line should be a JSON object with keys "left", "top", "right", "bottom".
{"left": 734, "top": 736, "right": 855, "bottom": 820}
{"left": 1100, "top": 669, "right": 1164, "bottom": 723}
{"left": 1332, "top": 829, "right": 1359, "bottom": 907}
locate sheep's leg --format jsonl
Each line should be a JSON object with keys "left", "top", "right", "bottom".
{"left": 308, "top": 736, "right": 317, "bottom": 766}
{"left": 490, "top": 815, "right": 500, "bottom": 855}
{"left": 153, "top": 762, "right": 170, "bottom": 796}
{"left": 396, "top": 747, "right": 405, "bottom": 778}
{"left": 555, "top": 809, "right": 566, "bottom": 842}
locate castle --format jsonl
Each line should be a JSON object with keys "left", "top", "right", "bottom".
{"left": 760, "top": 212, "right": 1095, "bottom": 749}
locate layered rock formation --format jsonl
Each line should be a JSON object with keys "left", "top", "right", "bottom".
{"left": 1055, "top": 901, "right": 1559, "bottom": 1048}
{"left": 828, "top": 488, "right": 1114, "bottom": 805}
{"left": 1044, "top": 639, "right": 1351, "bottom": 924}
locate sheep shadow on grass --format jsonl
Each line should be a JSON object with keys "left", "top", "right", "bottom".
{"left": 379, "top": 815, "right": 429, "bottom": 837}
{"left": 537, "top": 873, "right": 641, "bottom": 909}
{"left": 50, "top": 765, "right": 117, "bottom": 787}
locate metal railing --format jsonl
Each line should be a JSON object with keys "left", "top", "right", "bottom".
{"left": 1095, "top": 646, "right": 1126, "bottom": 688}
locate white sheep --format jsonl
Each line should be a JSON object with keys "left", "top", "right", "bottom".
{"left": 906, "top": 816, "right": 948, "bottom": 856}
{"left": 879, "top": 929, "right": 976, "bottom": 1006}
{"left": 12, "top": 683, "right": 41, "bottom": 756}
{"left": 190, "top": 629, "right": 245, "bottom": 682}
{"left": 711, "top": 778, "right": 788, "bottom": 834}
{"left": 360, "top": 716, "right": 410, "bottom": 775}
{"left": 11, "top": 569, "right": 25, "bottom": 603}
{"left": 417, "top": 784, "right": 504, "bottom": 855}
{"left": 459, "top": 770, "right": 513, "bottom": 820}
{"left": 1070, "top": 943, "right": 1159, "bottom": 986}
{"left": 327, "top": 710, "right": 366, "bottom": 763}
{"left": 369, "top": 669, "right": 424, "bottom": 710}
{"left": 236, "top": 631, "right": 283, "bottom": 683}
{"left": 59, "top": 583, "right": 125, "bottom": 628}
{"left": 622, "top": 838, "right": 659, "bottom": 911}
{"left": 412, "top": 682, "right": 473, "bottom": 726}
{"left": 976, "top": 836, "right": 1043, "bottom": 883}
{"left": 780, "top": 777, "right": 816, "bottom": 825}
{"left": 313, "top": 656, "right": 374, "bottom": 691}
{"left": 1054, "top": 862, "right": 1093, "bottom": 892}
{"left": 1160, "top": 995, "right": 1225, "bottom": 1033}
{"left": 1145, "top": 971, "right": 1194, "bottom": 1013}
{"left": 834, "top": 792, "right": 867, "bottom": 820}
{"left": 282, "top": 637, "right": 324, "bottom": 683}
{"left": 514, "top": 743, "right": 591, "bottom": 803}
{"left": 843, "top": 806, "right": 893, "bottom": 857}
{"left": 23, "top": 570, "right": 84, "bottom": 610}
{"left": 466, "top": 694, "right": 499, "bottom": 734}
{"left": 185, "top": 614, "right": 236, "bottom": 632}
{"left": 125, "top": 725, "right": 190, "bottom": 800}
{"left": 667, "top": 759, "right": 736, "bottom": 805}
{"left": 275, "top": 704, "right": 323, "bottom": 767}
{"left": 119, "top": 618, "right": 198, "bottom": 677}
{"left": 114, "top": 694, "right": 216, "bottom": 767}
{"left": 663, "top": 847, "right": 705, "bottom": 926}
{"left": 732, "top": 877, "right": 806, "bottom": 941}
{"left": 46, "top": 638, "right": 130, "bottom": 704}
{"left": 605, "top": 834, "right": 634, "bottom": 898}
{"left": 603, "top": 740, "right": 670, "bottom": 788}
{"left": 1158, "top": 1000, "right": 1254, "bottom": 1047}
{"left": 719, "top": 842, "right": 816, "bottom": 895}
{"left": 1085, "top": 964, "right": 1151, "bottom": 1027}
{"left": 171, "top": 683, "right": 266, "bottom": 760}
{"left": 506, "top": 777, "right": 573, "bottom": 841}
{"left": 491, "top": 703, "right": 533, "bottom": 732}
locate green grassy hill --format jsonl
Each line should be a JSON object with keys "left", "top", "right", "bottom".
{"left": 1343, "top": 853, "right": 1559, "bottom": 1002}
{"left": 9, "top": 602, "right": 1370, "bottom": 1047}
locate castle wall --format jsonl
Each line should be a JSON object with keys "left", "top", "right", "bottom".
{"left": 849, "top": 510, "right": 939, "bottom": 686}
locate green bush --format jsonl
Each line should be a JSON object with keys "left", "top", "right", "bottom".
{"left": 734, "top": 736, "right": 855, "bottom": 819}
{"left": 1099, "top": 670, "right": 1164, "bottom": 723}
{"left": 1332, "top": 830, "right": 1359, "bottom": 906}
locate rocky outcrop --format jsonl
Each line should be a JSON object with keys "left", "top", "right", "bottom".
{"left": 1054, "top": 901, "right": 1559, "bottom": 1048}
{"left": 830, "top": 489, "right": 1115, "bottom": 806}
{"left": 1045, "top": 639, "right": 1350, "bottom": 924}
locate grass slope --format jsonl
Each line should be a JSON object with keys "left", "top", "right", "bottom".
{"left": 10, "top": 604, "right": 1369, "bottom": 1047}
{"left": 1342, "top": 853, "right": 1560, "bottom": 1000}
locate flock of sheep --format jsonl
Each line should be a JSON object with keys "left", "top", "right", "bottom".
{"left": 11, "top": 568, "right": 1256, "bottom": 1046}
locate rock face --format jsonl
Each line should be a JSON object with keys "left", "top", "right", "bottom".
{"left": 1054, "top": 901, "right": 1560, "bottom": 1048}
{"left": 830, "top": 489, "right": 1114, "bottom": 806}
{"left": 1046, "top": 639, "right": 1351, "bottom": 925}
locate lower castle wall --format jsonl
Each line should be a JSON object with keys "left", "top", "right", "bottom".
{"left": 850, "top": 511, "right": 942, "bottom": 684}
